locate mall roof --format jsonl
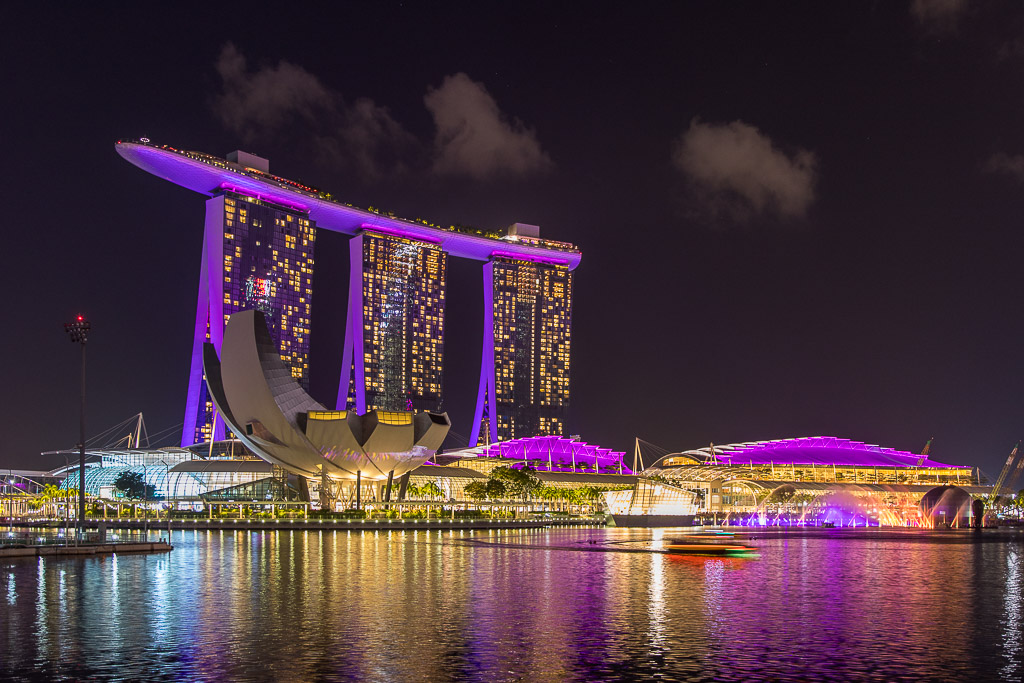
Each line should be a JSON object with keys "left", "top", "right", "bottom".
{"left": 656, "top": 436, "right": 970, "bottom": 470}
{"left": 449, "top": 435, "right": 630, "bottom": 473}
{"left": 115, "top": 140, "right": 581, "bottom": 269}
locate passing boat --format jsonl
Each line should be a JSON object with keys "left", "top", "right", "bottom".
{"left": 664, "top": 533, "right": 756, "bottom": 557}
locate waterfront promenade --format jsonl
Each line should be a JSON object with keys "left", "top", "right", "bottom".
{"left": 3, "top": 516, "right": 604, "bottom": 533}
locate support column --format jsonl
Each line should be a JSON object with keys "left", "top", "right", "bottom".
{"left": 356, "top": 471, "right": 362, "bottom": 510}
{"left": 470, "top": 261, "right": 498, "bottom": 446}
{"left": 337, "top": 235, "right": 367, "bottom": 413}
{"left": 182, "top": 195, "right": 229, "bottom": 447}
{"left": 384, "top": 470, "right": 394, "bottom": 503}
{"left": 319, "top": 466, "right": 331, "bottom": 511}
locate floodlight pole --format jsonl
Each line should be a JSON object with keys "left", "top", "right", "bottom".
{"left": 64, "top": 316, "right": 90, "bottom": 539}
{"left": 79, "top": 341, "right": 85, "bottom": 532}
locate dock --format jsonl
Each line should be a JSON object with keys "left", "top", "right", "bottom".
{"left": 0, "top": 540, "right": 173, "bottom": 558}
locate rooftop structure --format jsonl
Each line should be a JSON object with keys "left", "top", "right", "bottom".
{"left": 114, "top": 140, "right": 581, "bottom": 266}
{"left": 655, "top": 436, "right": 971, "bottom": 471}
{"left": 445, "top": 435, "right": 629, "bottom": 474}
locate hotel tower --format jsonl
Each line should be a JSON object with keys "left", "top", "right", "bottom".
{"left": 338, "top": 229, "right": 447, "bottom": 414}
{"left": 181, "top": 152, "right": 316, "bottom": 446}
{"left": 115, "top": 141, "right": 580, "bottom": 448}
{"left": 470, "top": 249, "right": 573, "bottom": 445}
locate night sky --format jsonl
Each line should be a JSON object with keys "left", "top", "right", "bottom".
{"left": 3, "top": 1, "right": 1022, "bottom": 477}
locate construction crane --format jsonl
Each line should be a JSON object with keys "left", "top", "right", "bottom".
{"left": 990, "top": 441, "right": 1021, "bottom": 498}
{"left": 915, "top": 437, "right": 934, "bottom": 466}
{"left": 1006, "top": 451, "right": 1024, "bottom": 496}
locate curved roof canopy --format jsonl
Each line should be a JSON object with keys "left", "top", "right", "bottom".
{"left": 654, "top": 436, "right": 969, "bottom": 470}
{"left": 115, "top": 140, "right": 581, "bottom": 269}
{"left": 450, "top": 435, "right": 630, "bottom": 473}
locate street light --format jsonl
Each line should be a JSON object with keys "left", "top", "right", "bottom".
{"left": 64, "top": 314, "right": 90, "bottom": 539}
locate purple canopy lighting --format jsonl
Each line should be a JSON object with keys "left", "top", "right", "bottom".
{"left": 114, "top": 141, "right": 582, "bottom": 268}
{"left": 691, "top": 436, "right": 969, "bottom": 469}
{"left": 462, "top": 435, "right": 631, "bottom": 474}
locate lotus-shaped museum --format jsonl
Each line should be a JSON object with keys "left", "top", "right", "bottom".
{"left": 204, "top": 310, "right": 450, "bottom": 481}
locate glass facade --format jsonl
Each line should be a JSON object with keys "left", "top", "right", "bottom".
{"left": 185, "top": 191, "right": 316, "bottom": 445}
{"left": 340, "top": 231, "right": 446, "bottom": 413}
{"left": 472, "top": 257, "right": 573, "bottom": 444}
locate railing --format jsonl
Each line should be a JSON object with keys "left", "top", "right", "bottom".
{"left": 1, "top": 529, "right": 157, "bottom": 547}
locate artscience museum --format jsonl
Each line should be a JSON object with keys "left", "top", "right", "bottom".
{"left": 203, "top": 309, "right": 450, "bottom": 506}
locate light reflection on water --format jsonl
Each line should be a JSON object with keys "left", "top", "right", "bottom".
{"left": 1, "top": 527, "right": 1023, "bottom": 681}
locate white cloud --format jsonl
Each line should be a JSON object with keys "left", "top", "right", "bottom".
{"left": 672, "top": 118, "right": 817, "bottom": 221}
{"left": 983, "top": 152, "right": 1024, "bottom": 181}
{"left": 910, "top": 0, "right": 969, "bottom": 34}
{"left": 212, "top": 44, "right": 412, "bottom": 179}
{"left": 213, "top": 43, "right": 332, "bottom": 136}
{"left": 424, "top": 72, "right": 552, "bottom": 180}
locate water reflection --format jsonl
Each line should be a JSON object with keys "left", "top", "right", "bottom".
{"left": 1002, "top": 547, "right": 1021, "bottom": 680}
{"left": 1, "top": 528, "right": 1023, "bottom": 680}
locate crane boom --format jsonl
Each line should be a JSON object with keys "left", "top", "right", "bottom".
{"left": 916, "top": 437, "right": 934, "bottom": 466}
{"left": 1005, "top": 450, "right": 1024, "bottom": 496}
{"left": 991, "top": 441, "right": 1021, "bottom": 497}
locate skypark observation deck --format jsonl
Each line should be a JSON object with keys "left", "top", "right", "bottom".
{"left": 114, "top": 140, "right": 581, "bottom": 267}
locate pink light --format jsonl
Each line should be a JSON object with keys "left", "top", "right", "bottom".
{"left": 360, "top": 223, "right": 442, "bottom": 245}
{"left": 216, "top": 183, "right": 310, "bottom": 213}
{"left": 490, "top": 250, "right": 570, "bottom": 266}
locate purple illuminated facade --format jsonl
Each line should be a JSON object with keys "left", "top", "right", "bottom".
{"left": 456, "top": 435, "right": 630, "bottom": 474}
{"left": 115, "top": 140, "right": 581, "bottom": 447}
{"left": 182, "top": 190, "right": 316, "bottom": 446}
{"left": 655, "top": 436, "right": 972, "bottom": 470}
{"left": 113, "top": 142, "right": 581, "bottom": 267}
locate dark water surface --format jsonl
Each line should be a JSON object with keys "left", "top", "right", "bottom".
{"left": 2, "top": 526, "right": 1023, "bottom": 681}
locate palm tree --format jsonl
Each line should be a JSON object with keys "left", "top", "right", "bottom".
{"left": 37, "top": 484, "right": 62, "bottom": 516}
{"left": 422, "top": 481, "right": 444, "bottom": 500}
